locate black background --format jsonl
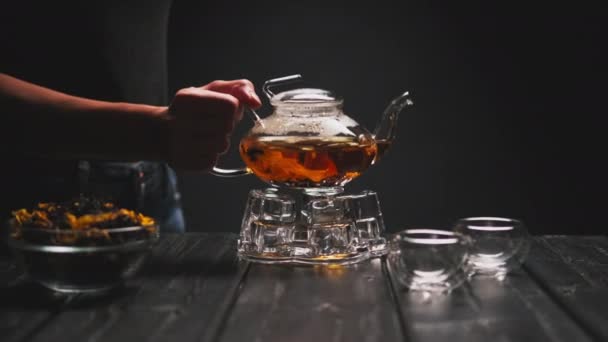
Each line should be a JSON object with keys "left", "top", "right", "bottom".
{"left": 167, "top": 0, "right": 605, "bottom": 235}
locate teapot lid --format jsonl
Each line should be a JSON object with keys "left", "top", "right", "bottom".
{"left": 270, "top": 88, "right": 343, "bottom": 106}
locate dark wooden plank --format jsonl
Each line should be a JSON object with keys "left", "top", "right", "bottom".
{"left": 20, "top": 233, "right": 247, "bottom": 342}
{"left": 218, "top": 258, "right": 403, "bottom": 342}
{"left": 387, "top": 253, "right": 592, "bottom": 342}
{"left": 525, "top": 236, "right": 608, "bottom": 341}
{"left": 0, "top": 246, "right": 70, "bottom": 342}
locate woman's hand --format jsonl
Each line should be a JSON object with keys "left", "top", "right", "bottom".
{"left": 166, "top": 79, "right": 262, "bottom": 171}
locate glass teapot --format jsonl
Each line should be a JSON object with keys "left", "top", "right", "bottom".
{"left": 211, "top": 75, "right": 413, "bottom": 190}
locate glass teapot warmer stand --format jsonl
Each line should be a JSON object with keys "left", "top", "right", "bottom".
{"left": 237, "top": 187, "right": 388, "bottom": 265}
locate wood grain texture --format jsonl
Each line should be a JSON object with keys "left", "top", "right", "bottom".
{"left": 3, "top": 234, "right": 608, "bottom": 342}
{"left": 5, "top": 233, "right": 245, "bottom": 342}
{"left": 525, "top": 236, "right": 608, "bottom": 341}
{"left": 387, "top": 252, "right": 592, "bottom": 342}
{"left": 218, "top": 258, "right": 404, "bottom": 342}
{"left": 0, "top": 246, "right": 71, "bottom": 342}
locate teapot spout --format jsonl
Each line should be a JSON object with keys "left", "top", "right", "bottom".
{"left": 372, "top": 91, "right": 413, "bottom": 160}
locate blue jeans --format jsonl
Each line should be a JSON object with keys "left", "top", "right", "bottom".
{"left": 79, "top": 161, "right": 185, "bottom": 233}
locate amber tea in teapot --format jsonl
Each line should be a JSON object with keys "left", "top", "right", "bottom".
{"left": 212, "top": 74, "right": 412, "bottom": 190}
{"left": 240, "top": 135, "right": 377, "bottom": 188}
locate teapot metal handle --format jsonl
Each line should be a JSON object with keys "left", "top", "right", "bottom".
{"left": 209, "top": 107, "right": 260, "bottom": 177}
{"left": 262, "top": 74, "right": 303, "bottom": 99}
{"left": 210, "top": 74, "right": 303, "bottom": 178}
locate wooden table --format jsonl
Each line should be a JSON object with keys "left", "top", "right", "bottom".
{"left": 1, "top": 234, "right": 608, "bottom": 342}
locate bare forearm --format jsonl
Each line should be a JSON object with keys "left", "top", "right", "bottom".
{"left": 0, "top": 73, "right": 170, "bottom": 161}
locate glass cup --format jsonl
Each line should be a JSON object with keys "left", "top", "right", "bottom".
{"left": 387, "top": 229, "right": 470, "bottom": 293}
{"left": 305, "top": 197, "right": 358, "bottom": 258}
{"left": 341, "top": 190, "right": 387, "bottom": 256}
{"left": 238, "top": 189, "right": 296, "bottom": 259}
{"left": 453, "top": 217, "right": 531, "bottom": 280}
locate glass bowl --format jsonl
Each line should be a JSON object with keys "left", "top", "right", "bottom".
{"left": 387, "top": 229, "right": 470, "bottom": 293}
{"left": 453, "top": 216, "right": 531, "bottom": 280}
{"left": 4, "top": 221, "right": 159, "bottom": 294}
